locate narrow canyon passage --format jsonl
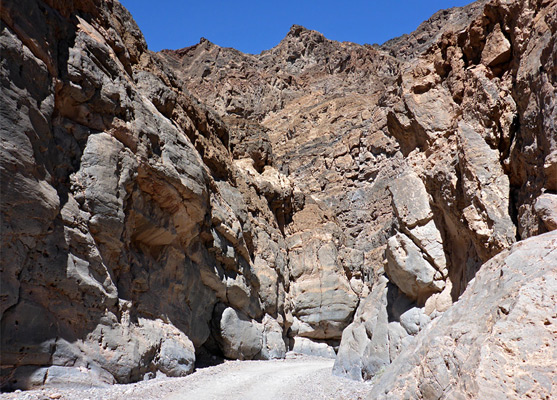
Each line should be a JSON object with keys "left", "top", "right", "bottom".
{"left": 2, "top": 0, "right": 555, "bottom": 398}
{"left": 164, "top": 356, "right": 367, "bottom": 400}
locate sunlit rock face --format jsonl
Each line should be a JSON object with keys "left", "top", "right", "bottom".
{"left": 1, "top": 0, "right": 555, "bottom": 395}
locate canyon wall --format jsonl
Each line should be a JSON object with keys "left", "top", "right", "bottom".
{"left": 1, "top": 0, "right": 556, "bottom": 396}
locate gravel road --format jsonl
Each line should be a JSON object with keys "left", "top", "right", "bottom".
{"left": 0, "top": 354, "right": 372, "bottom": 400}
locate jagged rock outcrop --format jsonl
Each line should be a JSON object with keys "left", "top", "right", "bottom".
{"left": 335, "top": 0, "right": 557, "bottom": 382}
{"left": 0, "top": 0, "right": 291, "bottom": 389}
{"left": 370, "top": 231, "right": 557, "bottom": 400}
{"left": 162, "top": 0, "right": 556, "bottom": 385}
{"left": 1, "top": 0, "right": 555, "bottom": 394}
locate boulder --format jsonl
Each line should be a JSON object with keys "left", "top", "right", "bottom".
{"left": 534, "top": 193, "right": 557, "bottom": 232}
{"left": 290, "top": 337, "right": 336, "bottom": 358}
{"left": 370, "top": 231, "right": 557, "bottom": 399}
{"left": 333, "top": 278, "right": 391, "bottom": 380}
{"left": 261, "top": 315, "right": 287, "bottom": 360}
{"left": 385, "top": 233, "right": 443, "bottom": 303}
{"left": 155, "top": 336, "right": 196, "bottom": 377}
{"left": 214, "top": 306, "right": 264, "bottom": 360}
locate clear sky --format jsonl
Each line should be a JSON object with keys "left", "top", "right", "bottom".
{"left": 119, "top": 0, "right": 475, "bottom": 54}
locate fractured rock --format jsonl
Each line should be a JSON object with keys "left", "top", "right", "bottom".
{"left": 389, "top": 172, "right": 433, "bottom": 229}
{"left": 534, "top": 193, "right": 557, "bottom": 232}
{"left": 1, "top": 0, "right": 556, "bottom": 391}
{"left": 385, "top": 233, "right": 443, "bottom": 303}
{"left": 371, "top": 231, "right": 557, "bottom": 399}
{"left": 481, "top": 24, "right": 512, "bottom": 67}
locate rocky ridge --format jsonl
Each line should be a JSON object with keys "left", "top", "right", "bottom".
{"left": 1, "top": 0, "right": 556, "bottom": 397}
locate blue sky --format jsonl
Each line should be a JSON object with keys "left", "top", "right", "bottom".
{"left": 120, "top": 1, "right": 475, "bottom": 54}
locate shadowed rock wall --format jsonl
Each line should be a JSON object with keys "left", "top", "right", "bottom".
{"left": 1, "top": 0, "right": 291, "bottom": 389}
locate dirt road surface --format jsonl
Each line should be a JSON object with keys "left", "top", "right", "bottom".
{"left": 0, "top": 354, "right": 372, "bottom": 400}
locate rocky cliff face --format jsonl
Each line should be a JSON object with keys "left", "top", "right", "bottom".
{"left": 1, "top": 0, "right": 291, "bottom": 388}
{"left": 1, "top": 0, "right": 556, "bottom": 396}
{"left": 370, "top": 230, "right": 557, "bottom": 399}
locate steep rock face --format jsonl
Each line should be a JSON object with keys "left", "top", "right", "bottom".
{"left": 162, "top": 22, "right": 404, "bottom": 348}
{"left": 165, "top": 0, "right": 556, "bottom": 383}
{"left": 336, "top": 0, "right": 557, "bottom": 381}
{"left": 0, "top": 0, "right": 292, "bottom": 389}
{"left": 1, "top": 0, "right": 556, "bottom": 393}
{"left": 161, "top": 25, "right": 404, "bottom": 346}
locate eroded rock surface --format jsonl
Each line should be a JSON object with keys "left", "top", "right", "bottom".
{"left": 1, "top": 0, "right": 290, "bottom": 389}
{"left": 370, "top": 231, "right": 557, "bottom": 400}
{"left": 1, "top": 0, "right": 556, "bottom": 394}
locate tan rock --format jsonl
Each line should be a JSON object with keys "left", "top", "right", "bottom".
{"left": 534, "top": 193, "right": 557, "bottom": 232}
{"left": 2, "top": 0, "right": 555, "bottom": 391}
{"left": 385, "top": 233, "right": 442, "bottom": 303}
{"left": 481, "top": 24, "right": 512, "bottom": 67}
{"left": 371, "top": 231, "right": 557, "bottom": 400}
{"left": 389, "top": 172, "right": 433, "bottom": 228}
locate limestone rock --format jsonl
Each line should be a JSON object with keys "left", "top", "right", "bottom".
{"left": 332, "top": 323, "right": 370, "bottom": 380}
{"left": 287, "top": 232, "right": 359, "bottom": 340}
{"left": 370, "top": 231, "right": 557, "bottom": 399}
{"left": 407, "top": 220, "right": 447, "bottom": 273}
{"left": 385, "top": 233, "right": 443, "bottom": 303}
{"left": 399, "top": 307, "right": 430, "bottom": 336}
{"left": 545, "top": 151, "right": 557, "bottom": 192}
{"left": 333, "top": 276, "right": 433, "bottom": 381}
{"left": 534, "top": 194, "right": 557, "bottom": 232}
{"left": 0, "top": 0, "right": 291, "bottom": 388}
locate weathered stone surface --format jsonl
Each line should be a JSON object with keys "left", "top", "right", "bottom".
{"left": 389, "top": 172, "right": 432, "bottom": 229}
{"left": 288, "top": 232, "right": 359, "bottom": 340}
{"left": 407, "top": 220, "right": 447, "bottom": 273}
{"left": 481, "top": 23, "right": 512, "bottom": 67}
{"left": 332, "top": 323, "right": 370, "bottom": 381}
{"left": 214, "top": 306, "right": 264, "bottom": 360}
{"left": 545, "top": 151, "right": 557, "bottom": 192}
{"left": 261, "top": 315, "right": 287, "bottom": 360}
{"left": 457, "top": 120, "right": 516, "bottom": 256}
{"left": 380, "top": 0, "right": 489, "bottom": 61}
{"left": 1, "top": 0, "right": 555, "bottom": 391}
{"left": 290, "top": 337, "right": 336, "bottom": 359}
{"left": 399, "top": 307, "right": 430, "bottom": 336}
{"left": 0, "top": 0, "right": 290, "bottom": 388}
{"left": 212, "top": 306, "right": 287, "bottom": 361}
{"left": 535, "top": 193, "right": 557, "bottom": 232}
{"left": 155, "top": 336, "right": 196, "bottom": 378}
{"left": 370, "top": 231, "right": 557, "bottom": 399}
{"left": 385, "top": 233, "right": 443, "bottom": 303}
